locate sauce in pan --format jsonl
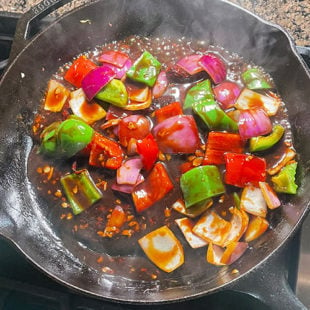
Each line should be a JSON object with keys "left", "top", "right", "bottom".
{"left": 28, "top": 36, "right": 297, "bottom": 279}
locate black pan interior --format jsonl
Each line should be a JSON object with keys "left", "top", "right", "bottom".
{"left": 0, "top": 0, "right": 309, "bottom": 303}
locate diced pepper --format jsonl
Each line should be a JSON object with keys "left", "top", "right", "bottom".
{"left": 193, "top": 99, "right": 238, "bottom": 132}
{"left": 271, "top": 161, "right": 298, "bottom": 194}
{"left": 44, "top": 80, "right": 70, "bottom": 112}
{"left": 132, "top": 163, "right": 174, "bottom": 213}
{"left": 89, "top": 132, "right": 124, "bottom": 169}
{"left": 39, "top": 118, "right": 94, "bottom": 158}
{"left": 242, "top": 68, "right": 272, "bottom": 90}
{"left": 136, "top": 133, "right": 159, "bottom": 171}
{"left": 60, "top": 170, "right": 103, "bottom": 215}
{"left": 249, "top": 124, "right": 285, "bottom": 152}
{"left": 183, "top": 79, "right": 215, "bottom": 110}
{"left": 96, "top": 79, "right": 128, "bottom": 107}
{"left": 104, "top": 205, "right": 127, "bottom": 237}
{"left": 126, "top": 51, "right": 161, "bottom": 87}
{"left": 154, "top": 102, "right": 183, "bottom": 123}
{"left": 64, "top": 56, "right": 97, "bottom": 88}
{"left": 233, "top": 192, "right": 241, "bottom": 209}
{"left": 224, "top": 153, "right": 266, "bottom": 187}
{"left": 138, "top": 226, "right": 184, "bottom": 272}
{"left": 180, "top": 165, "right": 225, "bottom": 208}
{"left": 203, "top": 132, "right": 244, "bottom": 165}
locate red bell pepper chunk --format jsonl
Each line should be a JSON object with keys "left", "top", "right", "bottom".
{"left": 132, "top": 163, "right": 174, "bottom": 212}
{"left": 137, "top": 134, "right": 159, "bottom": 171}
{"left": 89, "top": 132, "right": 123, "bottom": 169}
{"left": 154, "top": 102, "right": 183, "bottom": 123}
{"left": 64, "top": 56, "right": 97, "bottom": 88}
{"left": 204, "top": 132, "right": 244, "bottom": 165}
{"left": 224, "top": 153, "right": 266, "bottom": 187}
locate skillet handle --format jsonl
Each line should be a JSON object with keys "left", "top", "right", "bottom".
{"left": 227, "top": 233, "right": 307, "bottom": 310}
{"left": 9, "top": 0, "right": 73, "bottom": 62}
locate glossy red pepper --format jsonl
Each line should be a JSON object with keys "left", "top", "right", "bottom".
{"left": 224, "top": 153, "right": 266, "bottom": 187}
{"left": 154, "top": 102, "right": 183, "bottom": 123}
{"left": 203, "top": 132, "right": 244, "bottom": 165}
{"left": 137, "top": 134, "right": 159, "bottom": 171}
{"left": 64, "top": 56, "right": 97, "bottom": 88}
{"left": 132, "top": 163, "right": 174, "bottom": 212}
{"left": 89, "top": 132, "right": 124, "bottom": 169}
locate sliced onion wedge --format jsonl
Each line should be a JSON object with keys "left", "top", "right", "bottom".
{"left": 44, "top": 80, "right": 70, "bottom": 112}
{"left": 238, "top": 108, "right": 272, "bottom": 140}
{"left": 175, "top": 218, "right": 208, "bottom": 249}
{"left": 223, "top": 207, "right": 249, "bottom": 246}
{"left": 171, "top": 198, "right": 213, "bottom": 219}
{"left": 98, "top": 50, "right": 129, "bottom": 68}
{"left": 234, "top": 88, "right": 280, "bottom": 116}
{"left": 199, "top": 53, "right": 227, "bottom": 84}
{"left": 213, "top": 81, "right": 241, "bottom": 109}
{"left": 69, "top": 88, "right": 106, "bottom": 124}
{"left": 82, "top": 66, "right": 116, "bottom": 100}
{"left": 220, "top": 242, "right": 248, "bottom": 265}
{"left": 111, "top": 174, "right": 144, "bottom": 194}
{"left": 100, "top": 59, "right": 132, "bottom": 80}
{"left": 267, "top": 148, "right": 296, "bottom": 175}
{"left": 138, "top": 226, "right": 184, "bottom": 272}
{"left": 240, "top": 185, "right": 267, "bottom": 217}
{"left": 127, "top": 85, "right": 149, "bottom": 102}
{"left": 116, "top": 158, "right": 143, "bottom": 185}
{"left": 259, "top": 181, "right": 281, "bottom": 209}
{"left": 244, "top": 216, "right": 269, "bottom": 242}
{"left": 206, "top": 243, "right": 225, "bottom": 266}
{"left": 207, "top": 242, "right": 248, "bottom": 266}
{"left": 125, "top": 88, "right": 152, "bottom": 110}
{"left": 152, "top": 71, "right": 168, "bottom": 98}
{"left": 193, "top": 210, "right": 231, "bottom": 246}
{"left": 176, "top": 54, "right": 203, "bottom": 75}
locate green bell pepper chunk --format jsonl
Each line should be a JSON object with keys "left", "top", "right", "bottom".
{"left": 60, "top": 170, "right": 103, "bottom": 215}
{"left": 96, "top": 79, "right": 128, "bottom": 107}
{"left": 184, "top": 79, "right": 214, "bottom": 110}
{"left": 180, "top": 165, "right": 225, "bottom": 208}
{"left": 233, "top": 192, "right": 241, "bottom": 209}
{"left": 249, "top": 124, "right": 285, "bottom": 152}
{"left": 193, "top": 99, "right": 238, "bottom": 132}
{"left": 126, "top": 51, "right": 161, "bottom": 87}
{"left": 271, "top": 162, "right": 298, "bottom": 194}
{"left": 242, "top": 68, "right": 272, "bottom": 90}
{"left": 39, "top": 119, "right": 94, "bottom": 158}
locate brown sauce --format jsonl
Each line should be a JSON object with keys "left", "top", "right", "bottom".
{"left": 28, "top": 35, "right": 293, "bottom": 280}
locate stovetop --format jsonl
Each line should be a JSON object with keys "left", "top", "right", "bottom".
{"left": 0, "top": 10, "right": 310, "bottom": 310}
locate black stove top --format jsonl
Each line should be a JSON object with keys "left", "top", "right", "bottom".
{"left": 0, "top": 11, "right": 309, "bottom": 310}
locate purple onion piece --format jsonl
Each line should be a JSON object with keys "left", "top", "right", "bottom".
{"left": 98, "top": 50, "right": 129, "bottom": 68}
{"left": 117, "top": 158, "right": 143, "bottom": 185}
{"left": 176, "top": 54, "right": 204, "bottom": 75}
{"left": 81, "top": 66, "right": 116, "bottom": 100}
{"left": 199, "top": 53, "right": 227, "bottom": 84}
{"left": 102, "top": 59, "right": 132, "bottom": 79}
{"left": 238, "top": 108, "right": 272, "bottom": 140}
{"left": 213, "top": 81, "right": 241, "bottom": 109}
{"left": 152, "top": 71, "right": 168, "bottom": 99}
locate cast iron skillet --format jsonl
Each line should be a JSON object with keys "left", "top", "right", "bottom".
{"left": 0, "top": 0, "right": 310, "bottom": 308}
